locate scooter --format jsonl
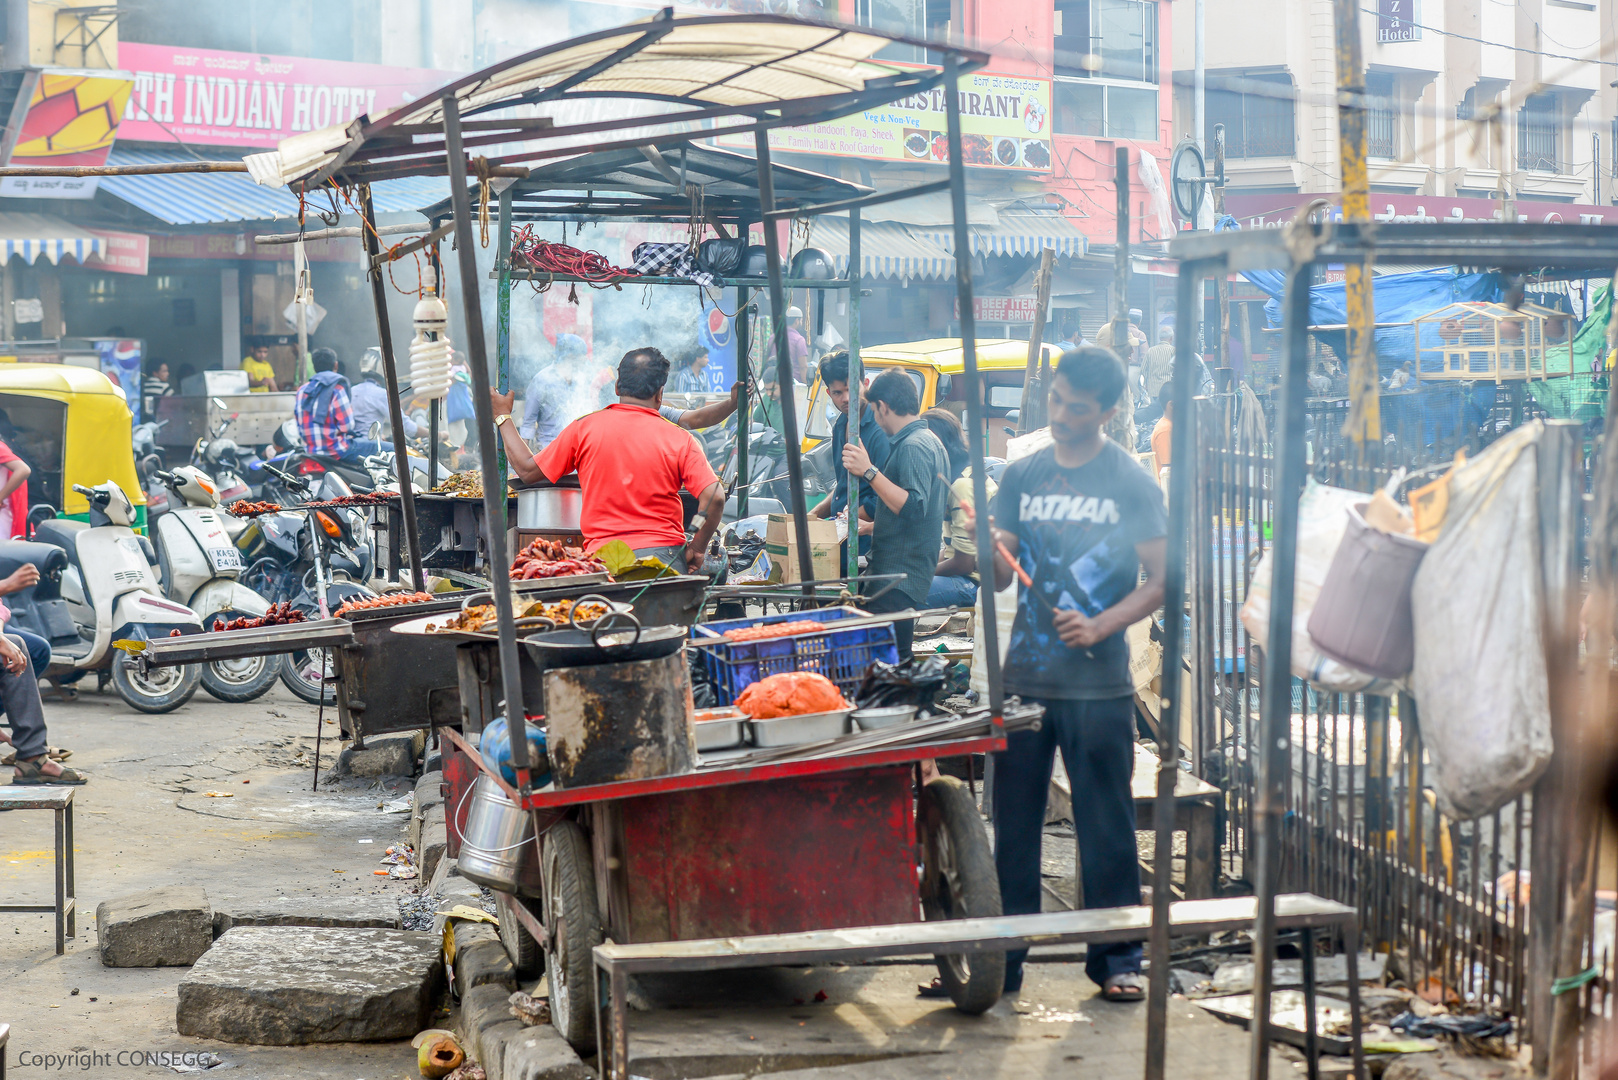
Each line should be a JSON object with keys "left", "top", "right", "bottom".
{"left": 151, "top": 465, "right": 282, "bottom": 702}
{"left": 192, "top": 399, "right": 252, "bottom": 505}
{"left": 24, "top": 481, "right": 204, "bottom": 713}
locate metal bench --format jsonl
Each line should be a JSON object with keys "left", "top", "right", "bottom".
{"left": 592, "top": 893, "right": 1365, "bottom": 1080}
{"left": 0, "top": 785, "right": 76, "bottom": 954}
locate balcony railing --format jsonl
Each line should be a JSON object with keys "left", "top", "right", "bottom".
{"left": 1367, "top": 107, "right": 1397, "bottom": 159}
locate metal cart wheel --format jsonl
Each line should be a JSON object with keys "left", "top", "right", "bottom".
{"left": 541, "top": 819, "right": 603, "bottom": 1054}
{"left": 494, "top": 891, "right": 545, "bottom": 979}
{"left": 919, "top": 775, "right": 1005, "bottom": 1014}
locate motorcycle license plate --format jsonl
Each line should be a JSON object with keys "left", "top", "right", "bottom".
{"left": 209, "top": 547, "right": 243, "bottom": 571}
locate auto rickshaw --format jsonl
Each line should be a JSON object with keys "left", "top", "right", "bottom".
{"left": 0, "top": 363, "right": 147, "bottom": 532}
{"left": 801, "top": 338, "right": 1059, "bottom": 461}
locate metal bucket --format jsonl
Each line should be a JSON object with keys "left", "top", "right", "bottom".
{"left": 454, "top": 774, "right": 544, "bottom": 897}
{"left": 516, "top": 486, "right": 583, "bottom": 531}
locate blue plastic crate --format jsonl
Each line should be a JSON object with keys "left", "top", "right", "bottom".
{"left": 691, "top": 605, "right": 899, "bottom": 706}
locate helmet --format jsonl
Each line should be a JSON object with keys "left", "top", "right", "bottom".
{"left": 738, "top": 244, "right": 775, "bottom": 279}
{"left": 359, "top": 346, "right": 383, "bottom": 377}
{"left": 170, "top": 465, "right": 220, "bottom": 509}
{"left": 789, "top": 247, "right": 836, "bottom": 281}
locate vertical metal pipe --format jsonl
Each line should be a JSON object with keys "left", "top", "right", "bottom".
{"left": 754, "top": 131, "right": 815, "bottom": 585}
{"left": 495, "top": 186, "right": 514, "bottom": 495}
{"left": 442, "top": 96, "right": 529, "bottom": 777}
{"left": 1333, "top": 0, "right": 1379, "bottom": 447}
{"left": 430, "top": 238, "right": 445, "bottom": 489}
{"left": 1112, "top": 148, "right": 1131, "bottom": 355}
{"left": 1146, "top": 259, "right": 1202, "bottom": 1080}
{"left": 847, "top": 207, "right": 863, "bottom": 584}
{"left": 1193, "top": 0, "right": 1205, "bottom": 152}
{"left": 944, "top": 54, "right": 1002, "bottom": 719}
{"left": 735, "top": 285, "right": 751, "bottom": 520}
{"left": 357, "top": 183, "right": 425, "bottom": 592}
{"left": 1249, "top": 264, "right": 1313, "bottom": 1080}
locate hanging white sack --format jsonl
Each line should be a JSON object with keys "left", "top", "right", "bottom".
{"left": 1409, "top": 422, "right": 1552, "bottom": 820}
{"left": 1239, "top": 479, "right": 1402, "bottom": 695}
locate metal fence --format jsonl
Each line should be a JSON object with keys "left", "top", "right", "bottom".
{"left": 1185, "top": 398, "right": 1540, "bottom": 1039}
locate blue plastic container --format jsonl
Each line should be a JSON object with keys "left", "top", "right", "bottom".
{"left": 479, "top": 716, "right": 552, "bottom": 787}
{"left": 691, "top": 605, "right": 899, "bottom": 706}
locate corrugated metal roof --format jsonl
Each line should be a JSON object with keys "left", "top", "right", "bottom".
{"left": 807, "top": 217, "right": 956, "bottom": 281}
{"left": 0, "top": 213, "right": 106, "bottom": 265}
{"left": 101, "top": 148, "right": 447, "bottom": 226}
{"left": 916, "top": 210, "right": 1087, "bottom": 258}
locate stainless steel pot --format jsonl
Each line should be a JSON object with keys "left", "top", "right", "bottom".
{"left": 516, "top": 486, "right": 583, "bottom": 531}
{"left": 455, "top": 774, "right": 544, "bottom": 897}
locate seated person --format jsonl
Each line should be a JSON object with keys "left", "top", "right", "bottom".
{"left": 0, "top": 627, "right": 84, "bottom": 785}
{"left": 294, "top": 348, "right": 392, "bottom": 465}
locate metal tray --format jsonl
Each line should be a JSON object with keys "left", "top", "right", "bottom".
{"left": 131, "top": 618, "right": 354, "bottom": 667}
{"left": 747, "top": 708, "right": 853, "bottom": 748}
{"left": 852, "top": 705, "right": 918, "bottom": 730}
{"left": 693, "top": 709, "right": 748, "bottom": 751}
{"left": 388, "top": 598, "right": 629, "bottom": 642}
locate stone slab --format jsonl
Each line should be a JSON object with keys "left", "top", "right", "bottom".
{"left": 175, "top": 925, "right": 444, "bottom": 1044}
{"left": 212, "top": 894, "right": 403, "bottom": 936}
{"left": 501, "top": 1026, "right": 595, "bottom": 1080}
{"left": 338, "top": 731, "right": 425, "bottom": 778}
{"left": 420, "top": 804, "right": 449, "bottom": 883}
{"left": 96, "top": 885, "right": 213, "bottom": 968}
{"left": 461, "top": 981, "right": 591, "bottom": 1080}
{"left": 452, "top": 922, "right": 515, "bottom": 996}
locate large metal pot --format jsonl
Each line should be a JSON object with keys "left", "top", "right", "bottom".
{"left": 455, "top": 774, "right": 544, "bottom": 896}
{"left": 516, "top": 486, "right": 583, "bottom": 531}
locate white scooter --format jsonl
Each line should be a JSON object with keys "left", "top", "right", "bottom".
{"left": 30, "top": 480, "right": 205, "bottom": 713}
{"left": 151, "top": 466, "right": 281, "bottom": 702}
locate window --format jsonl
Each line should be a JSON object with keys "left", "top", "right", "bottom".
{"left": 1206, "top": 72, "right": 1295, "bottom": 158}
{"left": 1053, "top": 81, "right": 1157, "bottom": 139}
{"left": 1518, "top": 93, "right": 1560, "bottom": 172}
{"left": 1365, "top": 72, "right": 1398, "bottom": 159}
{"left": 856, "top": 0, "right": 926, "bottom": 61}
{"left": 1053, "top": 0, "right": 1157, "bottom": 82}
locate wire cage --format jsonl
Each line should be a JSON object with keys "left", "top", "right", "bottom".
{"left": 1414, "top": 301, "right": 1546, "bottom": 382}
{"left": 1521, "top": 300, "right": 1577, "bottom": 378}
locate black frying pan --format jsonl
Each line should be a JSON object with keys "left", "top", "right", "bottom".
{"left": 517, "top": 600, "right": 686, "bottom": 667}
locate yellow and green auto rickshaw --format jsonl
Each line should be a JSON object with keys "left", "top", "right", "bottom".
{"left": 0, "top": 363, "right": 147, "bottom": 532}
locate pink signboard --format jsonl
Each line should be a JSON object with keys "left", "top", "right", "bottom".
{"left": 85, "top": 230, "right": 150, "bottom": 275}
{"left": 118, "top": 42, "right": 456, "bottom": 149}
{"left": 1224, "top": 192, "right": 1618, "bottom": 229}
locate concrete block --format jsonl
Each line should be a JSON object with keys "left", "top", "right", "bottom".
{"left": 501, "top": 1027, "right": 594, "bottom": 1080}
{"left": 176, "top": 926, "right": 443, "bottom": 1044}
{"left": 461, "top": 982, "right": 519, "bottom": 1065}
{"left": 96, "top": 885, "right": 213, "bottom": 968}
{"left": 461, "top": 981, "right": 590, "bottom": 1080}
{"left": 212, "top": 894, "right": 403, "bottom": 936}
{"left": 427, "top": 853, "right": 463, "bottom": 897}
{"left": 423, "top": 747, "right": 443, "bottom": 776}
{"left": 452, "top": 922, "right": 515, "bottom": 996}
{"left": 420, "top": 804, "right": 449, "bottom": 883}
{"left": 338, "top": 731, "right": 425, "bottom": 778}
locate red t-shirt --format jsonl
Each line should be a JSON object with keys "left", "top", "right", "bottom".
{"left": 0, "top": 440, "right": 27, "bottom": 538}
{"left": 535, "top": 403, "right": 719, "bottom": 552}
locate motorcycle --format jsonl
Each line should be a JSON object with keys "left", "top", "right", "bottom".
{"left": 151, "top": 465, "right": 282, "bottom": 702}
{"left": 236, "top": 462, "right": 375, "bottom": 704}
{"left": 192, "top": 398, "right": 253, "bottom": 505}
{"left": 24, "top": 481, "right": 204, "bottom": 713}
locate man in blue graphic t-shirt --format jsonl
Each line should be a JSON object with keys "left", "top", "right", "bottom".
{"left": 989, "top": 344, "right": 1167, "bottom": 1002}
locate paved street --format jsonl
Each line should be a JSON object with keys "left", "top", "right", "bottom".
{"left": 2, "top": 683, "right": 1286, "bottom": 1079}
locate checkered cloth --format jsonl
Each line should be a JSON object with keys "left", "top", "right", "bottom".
{"left": 631, "top": 242, "right": 716, "bottom": 287}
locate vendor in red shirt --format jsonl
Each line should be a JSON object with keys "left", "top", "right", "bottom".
{"left": 491, "top": 347, "right": 726, "bottom": 573}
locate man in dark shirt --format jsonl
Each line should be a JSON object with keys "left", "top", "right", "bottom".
{"left": 841, "top": 368, "right": 948, "bottom": 657}
{"left": 809, "top": 350, "right": 890, "bottom": 559}
{"left": 989, "top": 345, "right": 1167, "bottom": 1002}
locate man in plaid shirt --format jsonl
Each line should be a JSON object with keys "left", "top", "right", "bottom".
{"left": 295, "top": 348, "right": 392, "bottom": 463}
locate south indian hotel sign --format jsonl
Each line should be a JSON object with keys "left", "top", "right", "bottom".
{"left": 719, "top": 66, "right": 1052, "bottom": 171}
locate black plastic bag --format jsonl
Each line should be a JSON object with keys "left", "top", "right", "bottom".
{"left": 854, "top": 656, "right": 950, "bottom": 709}
{"left": 688, "top": 647, "right": 718, "bottom": 710}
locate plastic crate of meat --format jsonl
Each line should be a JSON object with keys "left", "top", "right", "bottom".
{"left": 691, "top": 605, "right": 899, "bottom": 706}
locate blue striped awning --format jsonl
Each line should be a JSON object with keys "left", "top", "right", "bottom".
{"left": 0, "top": 213, "right": 106, "bottom": 265}
{"left": 100, "top": 148, "right": 449, "bottom": 226}
{"left": 918, "top": 209, "right": 1087, "bottom": 258}
{"left": 805, "top": 217, "right": 956, "bottom": 281}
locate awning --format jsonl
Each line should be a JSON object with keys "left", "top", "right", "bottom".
{"left": 100, "top": 149, "right": 449, "bottom": 226}
{"left": 0, "top": 213, "right": 106, "bottom": 265}
{"left": 916, "top": 209, "right": 1087, "bottom": 259}
{"left": 807, "top": 217, "right": 956, "bottom": 281}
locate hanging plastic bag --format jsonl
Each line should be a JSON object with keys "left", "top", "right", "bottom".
{"left": 1239, "top": 480, "right": 1402, "bottom": 694}
{"left": 1410, "top": 422, "right": 1551, "bottom": 820}
{"left": 855, "top": 656, "right": 950, "bottom": 709}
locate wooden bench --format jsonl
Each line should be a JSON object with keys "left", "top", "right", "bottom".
{"left": 592, "top": 893, "right": 1365, "bottom": 1080}
{"left": 0, "top": 785, "right": 76, "bottom": 954}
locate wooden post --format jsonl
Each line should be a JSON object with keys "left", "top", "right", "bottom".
{"left": 1334, "top": 0, "right": 1380, "bottom": 447}
{"left": 1019, "top": 248, "right": 1056, "bottom": 434}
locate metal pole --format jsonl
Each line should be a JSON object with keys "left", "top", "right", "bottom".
{"left": 1019, "top": 248, "right": 1056, "bottom": 434}
{"left": 945, "top": 54, "right": 1003, "bottom": 720}
{"left": 735, "top": 285, "right": 751, "bottom": 520}
{"left": 1113, "top": 148, "right": 1131, "bottom": 357}
{"left": 1193, "top": 0, "right": 1205, "bottom": 153}
{"left": 847, "top": 207, "right": 863, "bottom": 584}
{"left": 1334, "top": 0, "right": 1380, "bottom": 448}
{"left": 443, "top": 95, "right": 530, "bottom": 779}
{"left": 754, "top": 130, "right": 816, "bottom": 586}
{"left": 429, "top": 238, "right": 444, "bottom": 491}
{"left": 496, "top": 187, "right": 514, "bottom": 495}
{"left": 1214, "top": 124, "right": 1230, "bottom": 371}
{"left": 1145, "top": 260, "right": 1201, "bottom": 1080}
{"left": 357, "top": 183, "right": 426, "bottom": 592}
{"left": 1248, "top": 264, "right": 1313, "bottom": 1080}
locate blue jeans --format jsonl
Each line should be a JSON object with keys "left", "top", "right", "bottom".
{"left": 993, "top": 696, "right": 1141, "bottom": 990}
{"left": 925, "top": 574, "right": 978, "bottom": 609}
{"left": 339, "top": 439, "right": 392, "bottom": 465}
{"left": 1, "top": 628, "right": 50, "bottom": 759}
{"left": 11, "top": 628, "right": 49, "bottom": 675}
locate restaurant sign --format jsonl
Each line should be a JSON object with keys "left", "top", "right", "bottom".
{"left": 955, "top": 296, "right": 1041, "bottom": 322}
{"left": 117, "top": 42, "right": 455, "bottom": 149}
{"left": 1223, "top": 192, "right": 1618, "bottom": 228}
{"left": 717, "top": 65, "right": 1051, "bottom": 172}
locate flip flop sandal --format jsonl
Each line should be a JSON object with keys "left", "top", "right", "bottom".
{"left": 1102, "top": 973, "right": 1146, "bottom": 1002}
{"left": 0, "top": 746, "right": 70, "bottom": 766}
{"left": 11, "top": 759, "right": 87, "bottom": 785}
{"left": 916, "top": 977, "right": 950, "bottom": 999}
